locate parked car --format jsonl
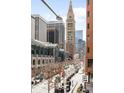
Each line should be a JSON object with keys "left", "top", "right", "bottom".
{"left": 31, "top": 80, "right": 35, "bottom": 85}
{"left": 35, "top": 79, "right": 40, "bottom": 84}
{"left": 35, "top": 74, "right": 43, "bottom": 81}
{"left": 83, "top": 89, "right": 89, "bottom": 93}
{"left": 31, "top": 78, "right": 36, "bottom": 85}
{"left": 55, "top": 87, "right": 64, "bottom": 93}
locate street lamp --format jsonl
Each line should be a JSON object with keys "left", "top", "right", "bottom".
{"left": 41, "top": 0, "right": 63, "bottom": 21}
{"left": 41, "top": 1, "right": 65, "bottom": 93}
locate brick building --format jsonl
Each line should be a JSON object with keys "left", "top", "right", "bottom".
{"left": 85, "top": 0, "right": 93, "bottom": 83}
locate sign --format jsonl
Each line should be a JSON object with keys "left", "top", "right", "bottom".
{"left": 82, "top": 75, "right": 88, "bottom": 82}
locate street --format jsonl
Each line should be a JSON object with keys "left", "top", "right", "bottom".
{"left": 32, "top": 63, "right": 84, "bottom": 93}
{"left": 71, "top": 68, "right": 84, "bottom": 93}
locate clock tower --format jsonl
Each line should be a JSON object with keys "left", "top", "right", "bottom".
{"left": 66, "top": 0, "right": 75, "bottom": 59}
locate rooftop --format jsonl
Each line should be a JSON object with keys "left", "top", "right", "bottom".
{"left": 48, "top": 20, "right": 64, "bottom": 24}
{"left": 31, "top": 39, "right": 58, "bottom": 48}
{"left": 31, "top": 14, "right": 48, "bottom": 23}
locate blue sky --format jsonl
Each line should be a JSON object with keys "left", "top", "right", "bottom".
{"left": 31, "top": 0, "right": 86, "bottom": 40}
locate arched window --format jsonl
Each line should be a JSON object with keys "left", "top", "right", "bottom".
{"left": 38, "top": 59, "right": 40, "bottom": 65}
{"left": 69, "top": 16, "right": 72, "bottom": 18}
{"left": 33, "top": 59, "right": 35, "bottom": 65}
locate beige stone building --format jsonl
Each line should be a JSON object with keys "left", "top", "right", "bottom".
{"left": 32, "top": 14, "right": 47, "bottom": 42}
{"left": 66, "top": 0, "right": 75, "bottom": 59}
{"left": 31, "top": 16, "right": 35, "bottom": 39}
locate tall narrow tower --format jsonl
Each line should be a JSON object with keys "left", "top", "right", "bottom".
{"left": 66, "top": 0, "right": 75, "bottom": 59}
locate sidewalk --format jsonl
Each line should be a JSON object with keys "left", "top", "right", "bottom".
{"left": 70, "top": 68, "right": 84, "bottom": 93}
{"left": 72, "top": 83, "right": 80, "bottom": 93}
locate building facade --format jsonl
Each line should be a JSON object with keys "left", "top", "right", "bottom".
{"left": 31, "top": 39, "right": 66, "bottom": 78}
{"left": 66, "top": 0, "right": 75, "bottom": 59}
{"left": 31, "top": 16, "right": 35, "bottom": 39}
{"left": 47, "top": 21, "right": 65, "bottom": 49}
{"left": 31, "top": 39, "right": 58, "bottom": 78}
{"left": 32, "top": 14, "right": 47, "bottom": 42}
{"left": 85, "top": 0, "right": 93, "bottom": 83}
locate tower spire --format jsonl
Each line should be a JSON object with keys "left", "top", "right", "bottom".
{"left": 66, "top": 0, "right": 75, "bottom": 59}
{"left": 67, "top": 0, "right": 74, "bottom": 18}
{"left": 69, "top": 0, "right": 72, "bottom": 11}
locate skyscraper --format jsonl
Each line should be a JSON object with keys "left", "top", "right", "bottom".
{"left": 66, "top": 0, "right": 75, "bottom": 59}
{"left": 47, "top": 21, "right": 65, "bottom": 49}
{"left": 75, "top": 30, "right": 83, "bottom": 53}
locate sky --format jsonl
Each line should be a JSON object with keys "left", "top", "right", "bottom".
{"left": 31, "top": 0, "right": 86, "bottom": 41}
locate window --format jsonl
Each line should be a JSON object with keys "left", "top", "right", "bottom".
{"left": 31, "top": 50, "right": 35, "bottom": 55}
{"left": 87, "top": 11, "right": 90, "bottom": 17}
{"left": 36, "top": 50, "right": 39, "bottom": 54}
{"left": 68, "top": 23, "right": 73, "bottom": 27}
{"left": 69, "top": 16, "right": 72, "bottom": 18}
{"left": 87, "top": 23, "right": 90, "bottom": 29}
{"left": 42, "top": 60, "right": 44, "bottom": 64}
{"left": 33, "top": 60, "right": 35, "bottom": 65}
{"left": 87, "top": 0, "right": 90, "bottom": 5}
{"left": 87, "top": 59, "right": 93, "bottom": 67}
{"left": 87, "top": 35, "right": 90, "bottom": 41}
{"left": 49, "top": 48, "right": 53, "bottom": 56}
{"left": 38, "top": 60, "right": 40, "bottom": 65}
{"left": 40, "top": 48, "right": 43, "bottom": 55}
{"left": 87, "top": 47, "right": 90, "bottom": 53}
{"left": 46, "top": 59, "right": 48, "bottom": 64}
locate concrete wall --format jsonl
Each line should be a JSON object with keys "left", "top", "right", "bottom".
{"left": 32, "top": 15, "right": 47, "bottom": 42}
{"left": 39, "top": 18, "right": 47, "bottom": 42}
{"left": 31, "top": 16, "right": 35, "bottom": 39}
